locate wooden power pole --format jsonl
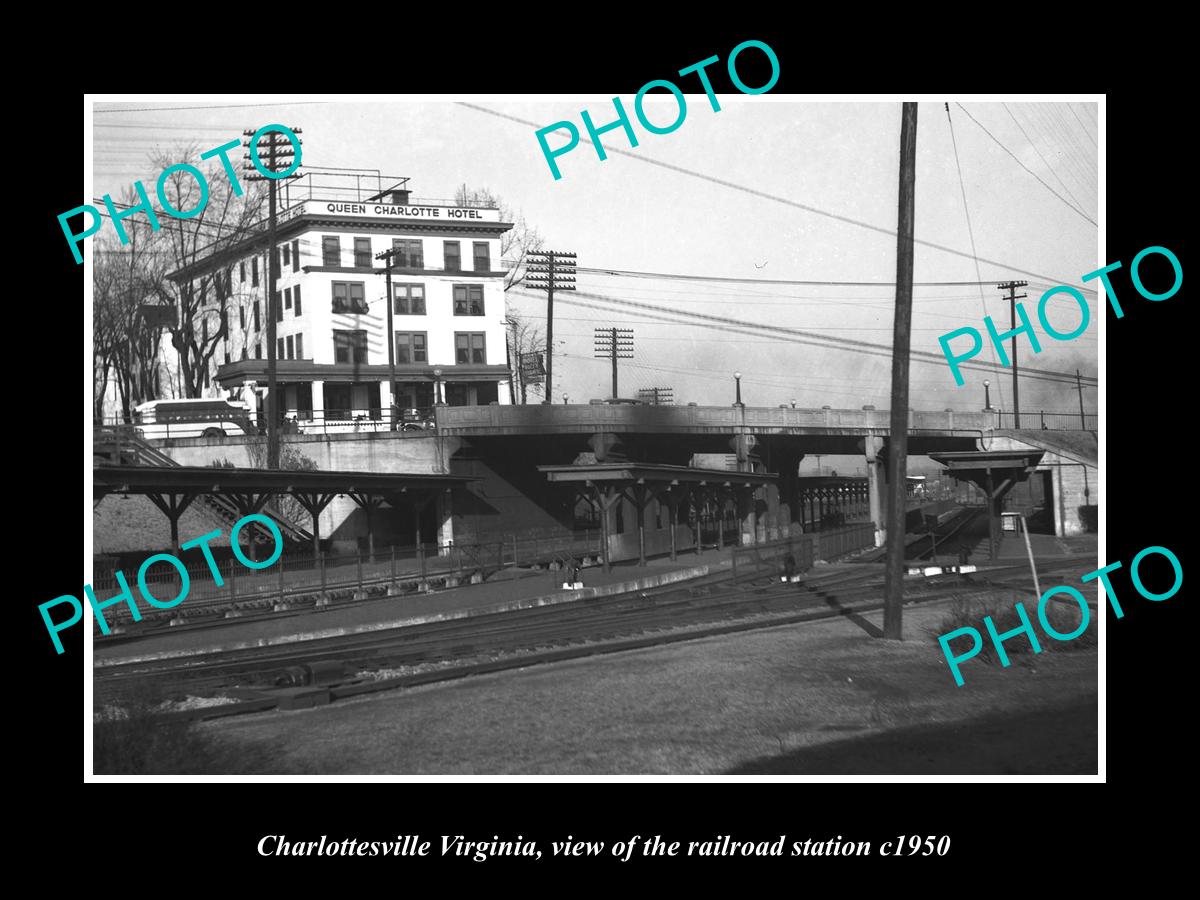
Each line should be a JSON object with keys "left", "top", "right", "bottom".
{"left": 998, "top": 280, "right": 1028, "bottom": 428}
{"left": 243, "top": 125, "right": 302, "bottom": 469}
{"left": 525, "top": 250, "right": 576, "bottom": 403}
{"left": 883, "top": 102, "right": 918, "bottom": 641}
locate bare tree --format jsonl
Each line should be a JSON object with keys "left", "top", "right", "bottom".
{"left": 455, "top": 185, "right": 548, "bottom": 404}
{"left": 147, "top": 146, "right": 266, "bottom": 398}
{"left": 453, "top": 184, "right": 544, "bottom": 291}
{"left": 92, "top": 214, "right": 171, "bottom": 423}
{"left": 243, "top": 435, "right": 318, "bottom": 528}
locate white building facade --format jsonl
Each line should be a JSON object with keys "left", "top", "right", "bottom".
{"left": 172, "top": 187, "right": 515, "bottom": 427}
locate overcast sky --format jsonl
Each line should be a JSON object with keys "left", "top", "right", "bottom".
{"left": 92, "top": 97, "right": 1099, "bottom": 419}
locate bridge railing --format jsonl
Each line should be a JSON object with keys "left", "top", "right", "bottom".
{"left": 433, "top": 404, "right": 1008, "bottom": 432}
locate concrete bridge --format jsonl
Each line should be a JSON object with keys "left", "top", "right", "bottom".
{"left": 436, "top": 403, "right": 997, "bottom": 444}
{"left": 114, "top": 404, "right": 1004, "bottom": 559}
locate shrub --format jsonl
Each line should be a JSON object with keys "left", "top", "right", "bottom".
{"left": 931, "top": 592, "right": 1095, "bottom": 664}
{"left": 93, "top": 678, "right": 305, "bottom": 774}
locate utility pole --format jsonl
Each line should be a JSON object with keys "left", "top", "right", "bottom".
{"left": 594, "top": 327, "right": 633, "bottom": 398}
{"left": 374, "top": 247, "right": 400, "bottom": 430}
{"left": 883, "top": 102, "right": 918, "bottom": 642}
{"left": 525, "top": 250, "right": 576, "bottom": 403}
{"left": 243, "top": 125, "right": 302, "bottom": 469}
{"left": 1076, "top": 369, "right": 1087, "bottom": 430}
{"left": 997, "top": 281, "right": 1028, "bottom": 428}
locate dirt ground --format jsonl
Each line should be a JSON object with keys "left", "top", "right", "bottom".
{"left": 202, "top": 597, "right": 1099, "bottom": 775}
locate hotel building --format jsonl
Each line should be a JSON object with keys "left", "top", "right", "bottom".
{"left": 167, "top": 175, "right": 515, "bottom": 427}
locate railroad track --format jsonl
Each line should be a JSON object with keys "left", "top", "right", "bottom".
{"left": 94, "top": 552, "right": 1095, "bottom": 711}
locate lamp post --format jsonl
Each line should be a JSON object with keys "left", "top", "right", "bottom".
{"left": 432, "top": 367, "right": 443, "bottom": 406}
{"left": 983, "top": 379, "right": 992, "bottom": 411}
{"left": 734, "top": 371, "right": 743, "bottom": 408}
{"left": 790, "top": 398, "right": 797, "bottom": 409}
{"left": 562, "top": 393, "right": 569, "bottom": 405}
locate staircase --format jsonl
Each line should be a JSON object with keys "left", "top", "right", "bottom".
{"left": 93, "top": 425, "right": 313, "bottom": 545}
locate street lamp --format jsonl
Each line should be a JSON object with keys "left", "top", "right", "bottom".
{"left": 562, "top": 393, "right": 569, "bottom": 404}
{"left": 734, "top": 371, "right": 743, "bottom": 408}
{"left": 790, "top": 398, "right": 797, "bottom": 409}
{"left": 983, "top": 379, "right": 992, "bottom": 411}
{"left": 433, "top": 367, "right": 444, "bottom": 406}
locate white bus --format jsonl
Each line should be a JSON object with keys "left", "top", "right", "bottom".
{"left": 134, "top": 399, "right": 256, "bottom": 440}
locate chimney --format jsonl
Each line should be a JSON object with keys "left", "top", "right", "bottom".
{"left": 391, "top": 189, "right": 411, "bottom": 205}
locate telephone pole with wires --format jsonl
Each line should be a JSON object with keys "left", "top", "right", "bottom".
{"left": 375, "top": 247, "right": 400, "bottom": 430}
{"left": 998, "top": 281, "right": 1028, "bottom": 427}
{"left": 594, "top": 327, "right": 633, "bottom": 399}
{"left": 883, "top": 102, "right": 918, "bottom": 642}
{"left": 525, "top": 250, "right": 576, "bottom": 403}
{"left": 243, "top": 125, "right": 303, "bottom": 469}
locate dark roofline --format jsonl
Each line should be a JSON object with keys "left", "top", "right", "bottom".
{"left": 166, "top": 214, "right": 515, "bottom": 284}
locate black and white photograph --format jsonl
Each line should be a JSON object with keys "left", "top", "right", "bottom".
{"left": 80, "top": 91, "right": 1106, "bottom": 779}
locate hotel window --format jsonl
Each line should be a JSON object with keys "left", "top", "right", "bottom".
{"left": 473, "top": 242, "right": 490, "bottom": 271}
{"left": 255, "top": 343, "right": 262, "bottom": 359}
{"left": 453, "top": 284, "right": 485, "bottom": 316}
{"left": 239, "top": 261, "right": 245, "bottom": 283}
{"left": 395, "top": 332, "right": 428, "bottom": 364}
{"left": 284, "top": 286, "right": 292, "bottom": 310}
{"left": 322, "top": 235, "right": 341, "bottom": 266}
{"left": 274, "top": 291, "right": 284, "bottom": 322}
{"left": 253, "top": 301, "right": 260, "bottom": 331}
{"left": 295, "top": 334, "right": 304, "bottom": 359}
{"left": 251, "top": 257, "right": 259, "bottom": 287}
{"left": 325, "top": 383, "right": 352, "bottom": 418}
{"left": 291, "top": 239, "right": 300, "bottom": 272}
{"left": 354, "top": 237, "right": 372, "bottom": 268}
{"left": 392, "top": 239, "right": 423, "bottom": 269}
{"left": 241, "top": 346, "right": 248, "bottom": 360}
{"left": 294, "top": 285, "right": 302, "bottom": 316}
{"left": 331, "top": 281, "right": 368, "bottom": 314}
{"left": 394, "top": 284, "right": 425, "bottom": 315}
{"left": 282, "top": 243, "right": 290, "bottom": 267}
{"left": 455, "top": 332, "right": 486, "bottom": 364}
{"left": 277, "top": 337, "right": 285, "bottom": 359}
{"left": 333, "top": 329, "right": 368, "bottom": 364}
{"left": 444, "top": 241, "right": 461, "bottom": 272}
{"left": 239, "top": 306, "right": 245, "bottom": 330}
{"left": 285, "top": 335, "right": 294, "bottom": 359}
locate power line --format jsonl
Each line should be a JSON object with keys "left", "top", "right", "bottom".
{"left": 94, "top": 101, "right": 327, "bottom": 114}
{"left": 575, "top": 265, "right": 1090, "bottom": 290}
{"left": 457, "top": 102, "right": 1092, "bottom": 286}
{"left": 1002, "top": 103, "right": 1090, "bottom": 219}
{"left": 945, "top": 103, "right": 1005, "bottom": 411}
{"left": 953, "top": 103, "right": 1097, "bottom": 227}
{"left": 513, "top": 288, "right": 1097, "bottom": 387}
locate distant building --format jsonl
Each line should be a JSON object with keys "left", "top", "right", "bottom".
{"left": 167, "top": 176, "right": 515, "bottom": 426}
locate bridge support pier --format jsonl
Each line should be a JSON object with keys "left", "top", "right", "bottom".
{"left": 436, "top": 489, "right": 454, "bottom": 555}
{"left": 865, "top": 435, "right": 888, "bottom": 547}
{"left": 737, "top": 488, "right": 757, "bottom": 546}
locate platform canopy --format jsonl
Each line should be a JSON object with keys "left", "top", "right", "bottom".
{"left": 537, "top": 462, "right": 777, "bottom": 488}
{"left": 929, "top": 450, "right": 1044, "bottom": 559}
{"left": 538, "top": 463, "right": 777, "bottom": 568}
{"left": 93, "top": 464, "right": 475, "bottom": 557}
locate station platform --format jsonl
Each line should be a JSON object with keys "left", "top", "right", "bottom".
{"left": 93, "top": 546, "right": 736, "bottom": 664}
